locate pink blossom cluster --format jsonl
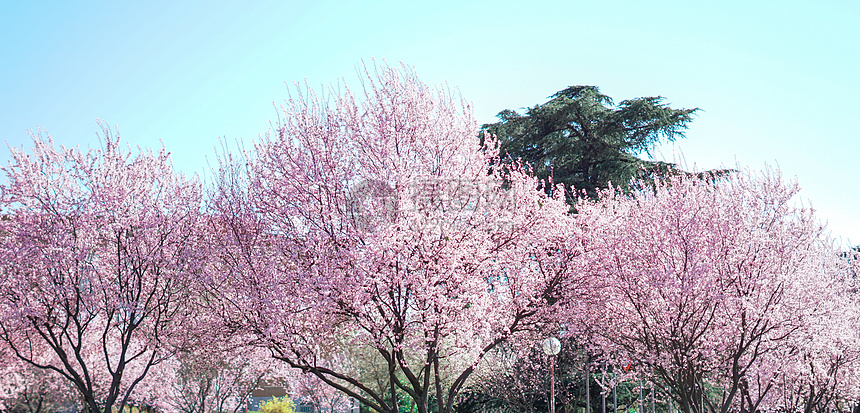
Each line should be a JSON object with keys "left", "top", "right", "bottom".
{"left": 0, "top": 64, "right": 856, "bottom": 413}
{"left": 574, "top": 170, "right": 860, "bottom": 413}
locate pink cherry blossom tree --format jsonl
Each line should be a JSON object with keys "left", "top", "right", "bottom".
{"left": 208, "top": 63, "right": 592, "bottom": 413}
{"left": 0, "top": 125, "right": 205, "bottom": 413}
{"left": 135, "top": 343, "right": 287, "bottom": 413}
{"left": 758, "top": 266, "right": 860, "bottom": 413}
{"left": 0, "top": 346, "right": 77, "bottom": 413}
{"left": 287, "top": 371, "right": 356, "bottom": 413}
{"left": 578, "top": 168, "right": 852, "bottom": 413}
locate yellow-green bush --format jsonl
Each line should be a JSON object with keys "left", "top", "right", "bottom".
{"left": 259, "top": 396, "right": 296, "bottom": 413}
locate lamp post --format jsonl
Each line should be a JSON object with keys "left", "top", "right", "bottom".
{"left": 543, "top": 337, "right": 561, "bottom": 413}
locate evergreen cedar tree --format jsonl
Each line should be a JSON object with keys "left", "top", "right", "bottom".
{"left": 0, "top": 64, "right": 857, "bottom": 413}
{"left": 481, "top": 85, "right": 699, "bottom": 200}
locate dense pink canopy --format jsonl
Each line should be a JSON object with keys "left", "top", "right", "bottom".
{"left": 577, "top": 169, "right": 859, "bottom": 413}
{"left": 0, "top": 64, "right": 857, "bottom": 413}
{"left": 0, "top": 127, "right": 205, "bottom": 413}
{"left": 208, "top": 64, "right": 593, "bottom": 413}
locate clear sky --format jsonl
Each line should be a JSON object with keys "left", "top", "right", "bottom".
{"left": 2, "top": 0, "right": 858, "bottom": 246}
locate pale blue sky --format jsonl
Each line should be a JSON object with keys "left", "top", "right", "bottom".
{"left": 2, "top": 1, "right": 858, "bottom": 245}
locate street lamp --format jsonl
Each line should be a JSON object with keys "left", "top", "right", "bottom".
{"left": 543, "top": 337, "right": 561, "bottom": 413}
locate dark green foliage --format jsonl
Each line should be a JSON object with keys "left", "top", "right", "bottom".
{"left": 481, "top": 86, "right": 698, "bottom": 200}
